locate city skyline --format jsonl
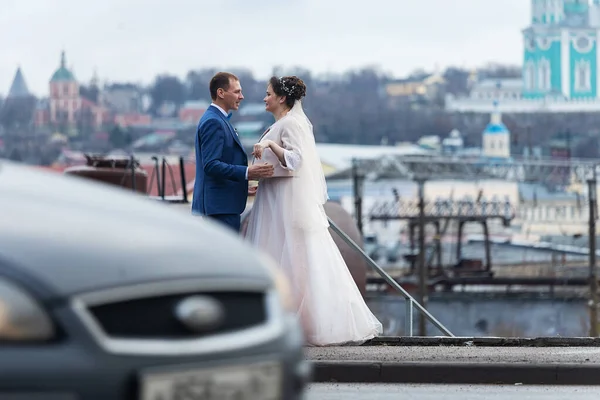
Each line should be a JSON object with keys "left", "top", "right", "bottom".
{"left": 1, "top": 0, "right": 528, "bottom": 96}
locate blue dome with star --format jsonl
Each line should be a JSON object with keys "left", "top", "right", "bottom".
{"left": 483, "top": 122, "right": 509, "bottom": 135}
{"left": 483, "top": 101, "right": 510, "bottom": 135}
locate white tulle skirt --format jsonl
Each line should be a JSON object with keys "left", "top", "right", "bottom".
{"left": 245, "top": 177, "right": 382, "bottom": 346}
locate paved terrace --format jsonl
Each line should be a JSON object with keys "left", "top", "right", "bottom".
{"left": 309, "top": 337, "right": 600, "bottom": 385}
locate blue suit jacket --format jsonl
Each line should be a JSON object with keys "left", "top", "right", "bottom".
{"left": 192, "top": 105, "right": 248, "bottom": 216}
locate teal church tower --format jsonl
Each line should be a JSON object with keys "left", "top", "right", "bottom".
{"left": 523, "top": 0, "right": 600, "bottom": 99}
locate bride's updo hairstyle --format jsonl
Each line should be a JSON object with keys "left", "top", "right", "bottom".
{"left": 269, "top": 76, "right": 307, "bottom": 109}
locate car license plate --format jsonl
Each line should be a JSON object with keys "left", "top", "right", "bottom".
{"left": 139, "top": 360, "right": 282, "bottom": 400}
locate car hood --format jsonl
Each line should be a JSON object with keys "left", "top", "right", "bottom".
{"left": 0, "top": 162, "right": 273, "bottom": 299}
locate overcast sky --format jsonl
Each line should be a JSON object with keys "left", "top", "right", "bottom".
{"left": 0, "top": 0, "right": 529, "bottom": 96}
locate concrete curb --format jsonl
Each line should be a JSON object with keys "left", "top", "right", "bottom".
{"left": 313, "top": 361, "right": 600, "bottom": 385}
{"left": 367, "top": 336, "right": 600, "bottom": 347}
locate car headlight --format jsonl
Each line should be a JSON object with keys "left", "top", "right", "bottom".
{"left": 0, "top": 278, "right": 55, "bottom": 341}
{"left": 258, "top": 254, "right": 296, "bottom": 313}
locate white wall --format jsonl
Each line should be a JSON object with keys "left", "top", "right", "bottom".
{"left": 483, "top": 134, "right": 511, "bottom": 159}
{"left": 446, "top": 95, "right": 600, "bottom": 113}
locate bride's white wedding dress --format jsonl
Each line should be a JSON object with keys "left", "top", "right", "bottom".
{"left": 244, "top": 101, "right": 382, "bottom": 346}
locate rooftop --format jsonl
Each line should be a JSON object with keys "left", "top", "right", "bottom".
{"left": 181, "top": 100, "right": 210, "bottom": 110}
{"left": 8, "top": 67, "right": 31, "bottom": 98}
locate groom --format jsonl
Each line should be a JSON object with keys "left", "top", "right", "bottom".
{"left": 192, "top": 72, "right": 274, "bottom": 232}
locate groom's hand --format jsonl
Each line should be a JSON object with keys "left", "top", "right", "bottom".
{"left": 248, "top": 163, "right": 274, "bottom": 180}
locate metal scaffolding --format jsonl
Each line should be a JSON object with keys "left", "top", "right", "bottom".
{"left": 340, "top": 154, "right": 600, "bottom": 337}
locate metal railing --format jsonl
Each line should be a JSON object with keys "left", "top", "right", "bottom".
{"left": 146, "top": 156, "right": 189, "bottom": 203}
{"left": 327, "top": 217, "right": 454, "bottom": 337}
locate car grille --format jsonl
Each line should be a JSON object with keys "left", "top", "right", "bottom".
{"left": 87, "top": 291, "right": 267, "bottom": 339}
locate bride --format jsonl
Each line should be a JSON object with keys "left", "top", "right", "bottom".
{"left": 244, "top": 76, "right": 382, "bottom": 346}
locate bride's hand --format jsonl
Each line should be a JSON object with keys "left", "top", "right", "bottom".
{"left": 252, "top": 141, "right": 271, "bottom": 159}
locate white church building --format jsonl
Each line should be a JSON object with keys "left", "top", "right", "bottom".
{"left": 481, "top": 103, "right": 511, "bottom": 160}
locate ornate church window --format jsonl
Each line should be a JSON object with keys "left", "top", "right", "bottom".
{"left": 524, "top": 61, "right": 535, "bottom": 90}
{"left": 538, "top": 58, "right": 551, "bottom": 91}
{"left": 574, "top": 59, "right": 591, "bottom": 92}
{"left": 577, "top": 37, "right": 589, "bottom": 49}
{"left": 536, "top": 37, "right": 552, "bottom": 51}
{"left": 573, "top": 35, "right": 594, "bottom": 53}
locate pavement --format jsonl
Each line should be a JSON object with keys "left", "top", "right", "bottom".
{"left": 307, "top": 337, "right": 600, "bottom": 385}
{"left": 306, "top": 384, "right": 599, "bottom": 399}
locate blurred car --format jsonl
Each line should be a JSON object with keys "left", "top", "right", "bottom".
{"left": 0, "top": 160, "right": 310, "bottom": 400}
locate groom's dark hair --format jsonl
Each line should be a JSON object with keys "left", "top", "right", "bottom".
{"left": 210, "top": 72, "right": 239, "bottom": 101}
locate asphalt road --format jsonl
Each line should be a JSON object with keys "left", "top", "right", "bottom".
{"left": 305, "top": 384, "right": 600, "bottom": 399}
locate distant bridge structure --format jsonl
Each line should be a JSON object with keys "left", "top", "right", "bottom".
{"left": 327, "top": 154, "right": 599, "bottom": 186}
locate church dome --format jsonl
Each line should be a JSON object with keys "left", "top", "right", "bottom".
{"left": 50, "top": 51, "right": 75, "bottom": 82}
{"left": 483, "top": 102, "right": 510, "bottom": 135}
{"left": 483, "top": 121, "right": 510, "bottom": 135}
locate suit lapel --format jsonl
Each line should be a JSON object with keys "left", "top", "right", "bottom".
{"left": 210, "top": 106, "right": 244, "bottom": 150}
